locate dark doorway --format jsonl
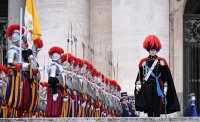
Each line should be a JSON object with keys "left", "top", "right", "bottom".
{"left": 183, "top": 0, "right": 200, "bottom": 113}
{"left": 0, "top": 0, "right": 8, "bottom": 65}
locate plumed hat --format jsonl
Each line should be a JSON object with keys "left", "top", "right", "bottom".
{"left": 48, "top": 46, "right": 64, "bottom": 60}
{"left": 143, "top": 35, "right": 162, "bottom": 51}
{"left": 34, "top": 37, "right": 43, "bottom": 48}
{"left": 6, "top": 24, "right": 25, "bottom": 42}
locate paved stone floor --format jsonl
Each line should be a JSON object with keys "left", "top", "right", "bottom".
{"left": 0, "top": 117, "right": 200, "bottom": 122}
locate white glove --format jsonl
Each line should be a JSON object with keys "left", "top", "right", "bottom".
{"left": 135, "top": 84, "right": 141, "bottom": 91}
{"left": 63, "top": 97, "right": 69, "bottom": 102}
{"left": 192, "top": 96, "right": 196, "bottom": 101}
{"left": 38, "top": 66, "right": 45, "bottom": 71}
{"left": 82, "top": 102, "right": 86, "bottom": 108}
{"left": 28, "top": 55, "right": 33, "bottom": 60}
{"left": 78, "top": 100, "right": 80, "bottom": 104}
{"left": 164, "top": 87, "right": 168, "bottom": 95}
{"left": 53, "top": 93, "right": 58, "bottom": 101}
{"left": 22, "top": 63, "right": 29, "bottom": 68}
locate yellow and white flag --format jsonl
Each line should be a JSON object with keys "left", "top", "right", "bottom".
{"left": 25, "top": 0, "right": 41, "bottom": 41}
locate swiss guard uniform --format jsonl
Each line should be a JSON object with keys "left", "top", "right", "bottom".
{"left": 135, "top": 35, "right": 180, "bottom": 117}
{"left": 37, "top": 82, "right": 48, "bottom": 117}
{"left": 20, "top": 37, "right": 43, "bottom": 116}
{"left": 46, "top": 46, "right": 64, "bottom": 117}
{"left": 5, "top": 24, "right": 29, "bottom": 116}
{"left": 120, "top": 92, "right": 130, "bottom": 117}
{"left": 60, "top": 53, "right": 73, "bottom": 117}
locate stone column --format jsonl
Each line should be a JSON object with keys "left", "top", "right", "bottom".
{"left": 90, "top": 0, "right": 112, "bottom": 77}
{"left": 169, "top": 0, "right": 187, "bottom": 111}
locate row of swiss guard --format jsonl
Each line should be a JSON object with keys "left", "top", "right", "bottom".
{"left": 0, "top": 24, "right": 138, "bottom": 118}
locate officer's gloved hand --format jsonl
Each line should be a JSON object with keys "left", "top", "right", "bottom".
{"left": 164, "top": 87, "right": 168, "bottom": 96}
{"left": 164, "top": 82, "right": 168, "bottom": 96}
{"left": 135, "top": 84, "right": 141, "bottom": 91}
{"left": 22, "top": 63, "right": 29, "bottom": 68}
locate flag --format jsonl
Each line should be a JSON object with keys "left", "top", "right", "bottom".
{"left": 25, "top": 0, "right": 42, "bottom": 40}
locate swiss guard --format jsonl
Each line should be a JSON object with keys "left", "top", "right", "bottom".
{"left": 135, "top": 35, "right": 180, "bottom": 117}
{"left": 5, "top": 24, "right": 29, "bottom": 116}
{"left": 46, "top": 46, "right": 64, "bottom": 117}
{"left": 20, "top": 37, "right": 43, "bottom": 117}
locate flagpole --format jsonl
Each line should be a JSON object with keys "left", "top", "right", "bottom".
{"left": 19, "top": 7, "right": 23, "bottom": 63}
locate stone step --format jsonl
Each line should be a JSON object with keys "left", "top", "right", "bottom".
{"left": 0, "top": 117, "right": 200, "bottom": 122}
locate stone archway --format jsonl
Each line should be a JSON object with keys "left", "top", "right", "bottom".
{"left": 183, "top": 0, "right": 200, "bottom": 111}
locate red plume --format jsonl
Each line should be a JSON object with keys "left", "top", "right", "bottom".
{"left": 34, "top": 37, "right": 43, "bottom": 48}
{"left": 96, "top": 71, "right": 101, "bottom": 77}
{"left": 117, "top": 84, "right": 121, "bottom": 91}
{"left": 0, "top": 65, "right": 4, "bottom": 71}
{"left": 77, "top": 58, "right": 84, "bottom": 67}
{"left": 6, "top": 24, "right": 25, "bottom": 37}
{"left": 48, "top": 46, "right": 64, "bottom": 56}
{"left": 92, "top": 68, "right": 97, "bottom": 76}
{"left": 60, "top": 53, "right": 74, "bottom": 63}
{"left": 143, "top": 35, "right": 162, "bottom": 50}
{"left": 74, "top": 57, "right": 79, "bottom": 65}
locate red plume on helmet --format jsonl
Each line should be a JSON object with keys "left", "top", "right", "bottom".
{"left": 34, "top": 37, "right": 43, "bottom": 48}
{"left": 117, "top": 84, "right": 121, "bottom": 91}
{"left": 109, "top": 80, "right": 114, "bottom": 86}
{"left": 60, "top": 53, "right": 74, "bottom": 63}
{"left": 143, "top": 35, "right": 162, "bottom": 51}
{"left": 105, "top": 78, "right": 109, "bottom": 84}
{"left": 84, "top": 60, "right": 92, "bottom": 70}
{"left": 96, "top": 71, "right": 101, "bottom": 77}
{"left": 88, "top": 63, "right": 93, "bottom": 71}
{"left": 102, "top": 74, "right": 105, "bottom": 80}
{"left": 92, "top": 68, "right": 97, "bottom": 76}
{"left": 6, "top": 24, "right": 25, "bottom": 37}
{"left": 77, "top": 58, "right": 84, "bottom": 67}
{"left": 112, "top": 80, "right": 117, "bottom": 87}
{"left": 74, "top": 57, "right": 79, "bottom": 66}
{"left": 48, "top": 46, "right": 64, "bottom": 56}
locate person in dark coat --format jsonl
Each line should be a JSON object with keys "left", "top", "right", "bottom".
{"left": 127, "top": 96, "right": 138, "bottom": 117}
{"left": 120, "top": 92, "right": 130, "bottom": 117}
{"left": 183, "top": 93, "right": 198, "bottom": 117}
{"left": 134, "top": 35, "right": 180, "bottom": 117}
